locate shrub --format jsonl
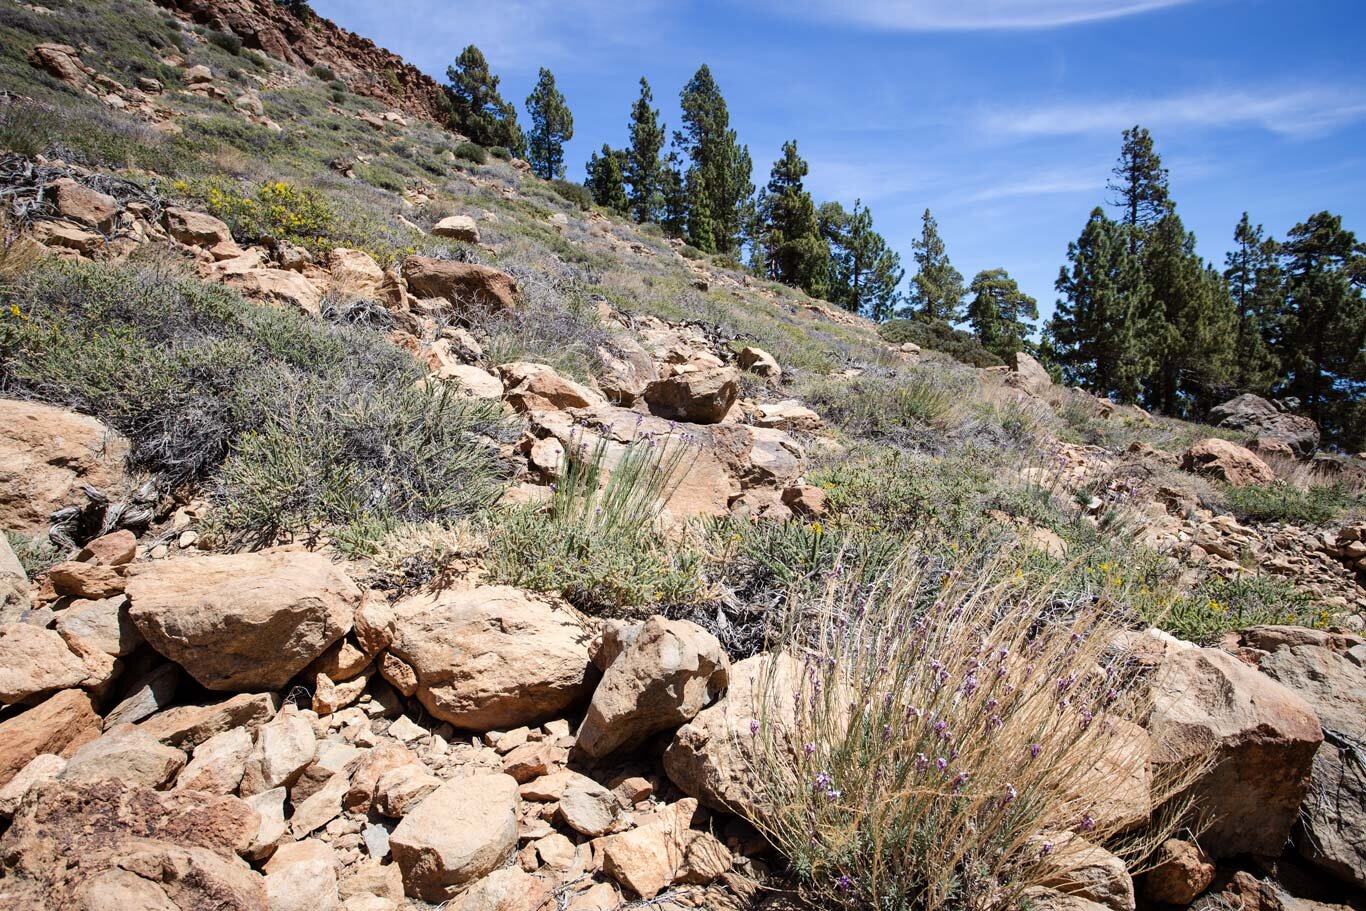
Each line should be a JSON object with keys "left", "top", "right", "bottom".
{"left": 173, "top": 178, "right": 337, "bottom": 254}
{"left": 548, "top": 179, "right": 592, "bottom": 210}
{"left": 487, "top": 430, "right": 707, "bottom": 617}
{"left": 678, "top": 244, "right": 704, "bottom": 260}
{"left": 748, "top": 546, "right": 1184, "bottom": 911}
{"left": 489, "top": 146, "right": 512, "bottom": 161}
{"left": 1223, "top": 480, "right": 1361, "bottom": 526}
{"left": 453, "top": 142, "right": 487, "bottom": 165}
{"left": 798, "top": 371, "right": 961, "bottom": 443}
{"left": 310, "top": 65, "right": 335, "bottom": 81}
{"left": 881, "top": 316, "right": 1003, "bottom": 368}
{"left": 206, "top": 30, "right": 243, "bottom": 55}
{"left": 1150, "top": 574, "right": 1333, "bottom": 644}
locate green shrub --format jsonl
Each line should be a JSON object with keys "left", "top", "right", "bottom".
{"left": 453, "top": 142, "right": 487, "bottom": 165}
{"left": 173, "top": 178, "right": 337, "bottom": 254}
{"left": 206, "top": 30, "right": 243, "bottom": 55}
{"left": 1224, "top": 481, "right": 1361, "bottom": 525}
{"left": 880, "top": 316, "right": 1003, "bottom": 368}
{"left": 678, "top": 244, "right": 704, "bottom": 260}
{"left": 310, "top": 65, "right": 335, "bottom": 81}
{"left": 797, "top": 371, "right": 961, "bottom": 443}
{"left": 489, "top": 146, "right": 512, "bottom": 161}
{"left": 4, "top": 530, "right": 62, "bottom": 577}
{"left": 1150, "top": 574, "right": 1333, "bottom": 644}
{"left": 487, "top": 432, "right": 707, "bottom": 616}
{"left": 328, "top": 79, "right": 347, "bottom": 95}
{"left": 548, "top": 179, "right": 592, "bottom": 210}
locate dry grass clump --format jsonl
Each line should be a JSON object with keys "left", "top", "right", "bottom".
{"left": 748, "top": 549, "right": 1185, "bottom": 911}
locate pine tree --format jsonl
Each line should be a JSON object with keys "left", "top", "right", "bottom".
{"left": 755, "top": 140, "right": 828, "bottom": 295}
{"left": 1048, "top": 207, "right": 1151, "bottom": 401}
{"left": 524, "top": 68, "right": 573, "bottom": 180}
{"left": 821, "top": 200, "right": 903, "bottom": 320}
{"left": 585, "top": 145, "right": 629, "bottom": 214}
{"left": 625, "top": 78, "right": 666, "bottom": 223}
{"left": 904, "top": 209, "right": 965, "bottom": 323}
{"left": 967, "top": 268, "right": 1038, "bottom": 361}
{"left": 1278, "top": 211, "right": 1366, "bottom": 444}
{"left": 1107, "top": 125, "right": 1173, "bottom": 235}
{"left": 445, "top": 45, "right": 523, "bottom": 153}
{"left": 658, "top": 152, "right": 688, "bottom": 239}
{"left": 675, "top": 65, "right": 754, "bottom": 255}
{"left": 1223, "top": 213, "right": 1283, "bottom": 394}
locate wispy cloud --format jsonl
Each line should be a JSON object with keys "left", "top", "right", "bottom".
{"left": 764, "top": 0, "right": 1199, "bottom": 32}
{"left": 965, "top": 169, "right": 1104, "bottom": 203}
{"left": 985, "top": 87, "right": 1366, "bottom": 138}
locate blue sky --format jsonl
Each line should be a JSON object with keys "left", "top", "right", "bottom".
{"left": 313, "top": 0, "right": 1366, "bottom": 321}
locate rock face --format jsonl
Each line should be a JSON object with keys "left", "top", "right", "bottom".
{"left": 401, "top": 256, "right": 519, "bottom": 312}
{"left": 576, "top": 617, "right": 729, "bottom": 759}
{"left": 644, "top": 367, "right": 739, "bottom": 424}
{"left": 388, "top": 586, "right": 593, "bottom": 729}
{"left": 0, "top": 398, "right": 130, "bottom": 534}
{"left": 1180, "top": 438, "right": 1277, "bottom": 487}
{"left": 1209, "top": 394, "right": 1320, "bottom": 457}
{"left": 0, "top": 778, "right": 265, "bottom": 910}
{"left": 126, "top": 551, "right": 361, "bottom": 691}
{"left": 663, "top": 652, "right": 801, "bottom": 821}
{"left": 389, "top": 774, "right": 520, "bottom": 901}
{"left": 1257, "top": 643, "right": 1366, "bottom": 889}
{"left": 1147, "top": 644, "right": 1322, "bottom": 857}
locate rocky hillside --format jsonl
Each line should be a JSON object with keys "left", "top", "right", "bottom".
{"left": 1, "top": 1, "right": 1365, "bottom": 910}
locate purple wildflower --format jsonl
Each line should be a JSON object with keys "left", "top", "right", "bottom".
{"left": 1079, "top": 815, "right": 1096, "bottom": 832}
{"left": 1029, "top": 743, "right": 1042, "bottom": 759}
{"left": 749, "top": 720, "right": 760, "bottom": 737}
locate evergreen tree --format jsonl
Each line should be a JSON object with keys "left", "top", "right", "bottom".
{"left": 1278, "top": 211, "right": 1366, "bottom": 445}
{"left": 445, "top": 45, "right": 523, "bottom": 153}
{"left": 755, "top": 140, "right": 828, "bottom": 295}
{"left": 1107, "top": 125, "right": 1173, "bottom": 235}
{"left": 675, "top": 65, "right": 754, "bottom": 255}
{"left": 1048, "top": 207, "right": 1151, "bottom": 401}
{"left": 1223, "top": 213, "right": 1283, "bottom": 394}
{"left": 967, "top": 268, "right": 1038, "bottom": 361}
{"left": 904, "top": 209, "right": 965, "bottom": 322}
{"left": 821, "top": 200, "right": 903, "bottom": 320}
{"left": 524, "top": 68, "right": 573, "bottom": 180}
{"left": 625, "top": 78, "right": 666, "bottom": 223}
{"left": 585, "top": 145, "right": 629, "bottom": 214}
{"left": 658, "top": 152, "right": 688, "bottom": 239}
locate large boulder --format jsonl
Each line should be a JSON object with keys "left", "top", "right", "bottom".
{"left": 59, "top": 726, "right": 186, "bottom": 789}
{"left": 576, "top": 616, "right": 729, "bottom": 758}
{"left": 498, "top": 361, "right": 605, "bottom": 412}
{"left": 1147, "top": 643, "right": 1322, "bottom": 857}
{"left": 644, "top": 367, "right": 739, "bottom": 424}
{"left": 0, "top": 688, "right": 101, "bottom": 788}
{"left": 0, "top": 398, "right": 130, "bottom": 535}
{"left": 126, "top": 551, "right": 361, "bottom": 691}
{"left": 388, "top": 586, "right": 593, "bottom": 730}
{"left": 401, "top": 256, "right": 518, "bottom": 312}
{"left": 0, "top": 623, "right": 103, "bottom": 705}
{"left": 1005, "top": 351, "right": 1053, "bottom": 396}
{"left": 1258, "top": 643, "right": 1366, "bottom": 889}
{"left": 162, "top": 206, "right": 235, "bottom": 250}
{"left": 1209, "top": 394, "right": 1320, "bottom": 457}
{"left": 663, "top": 652, "right": 801, "bottom": 821}
{"left": 431, "top": 215, "right": 480, "bottom": 243}
{"left": 1180, "top": 438, "right": 1276, "bottom": 487}
{"left": 0, "top": 778, "right": 265, "bottom": 909}
{"left": 389, "top": 773, "right": 520, "bottom": 902}
{"left": 47, "top": 178, "right": 118, "bottom": 231}
{"left": 326, "top": 248, "right": 386, "bottom": 299}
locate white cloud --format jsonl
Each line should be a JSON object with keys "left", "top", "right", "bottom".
{"left": 767, "top": 0, "right": 1199, "bottom": 32}
{"left": 986, "top": 87, "right": 1366, "bottom": 138}
{"left": 965, "top": 169, "right": 1104, "bottom": 202}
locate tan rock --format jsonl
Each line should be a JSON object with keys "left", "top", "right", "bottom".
{"left": 1021, "top": 887, "right": 1113, "bottom": 911}
{"left": 558, "top": 773, "right": 619, "bottom": 837}
{"left": 27, "top": 43, "right": 91, "bottom": 88}
{"left": 1148, "top": 644, "right": 1322, "bottom": 857}
{"left": 1180, "top": 438, "right": 1276, "bottom": 486}
{"left": 0, "top": 688, "right": 101, "bottom": 788}
{"left": 327, "top": 248, "right": 387, "bottom": 298}
{"left": 499, "top": 361, "right": 606, "bottom": 412}
{"left": 0, "top": 753, "right": 65, "bottom": 818}
{"left": 432, "top": 215, "right": 481, "bottom": 243}
{"left": 754, "top": 400, "right": 823, "bottom": 432}
{"left": 60, "top": 726, "right": 186, "bottom": 789}
{"left": 443, "top": 866, "right": 552, "bottom": 911}
{"left": 1005, "top": 351, "right": 1053, "bottom": 396}
{"left": 644, "top": 367, "right": 739, "bottom": 424}
{"left": 389, "top": 773, "right": 520, "bottom": 902}
{"left": 314, "top": 670, "right": 371, "bottom": 715}
{"left": 241, "top": 708, "right": 317, "bottom": 796}
{"left": 379, "top": 651, "right": 419, "bottom": 697}
{"left": 162, "top": 206, "right": 234, "bottom": 248}
{"left": 373, "top": 762, "right": 442, "bottom": 817}
{"left": 345, "top": 742, "right": 421, "bottom": 811}
{"left": 242, "top": 787, "right": 288, "bottom": 862}
{"left": 439, "top": 363, "right": 504, "bottom": 398}
{"left": 1063, "top": 716, "right": 1151, "bottom": 834}
{"left": 47, "top": 560, "right": 125, "bottom": 599}
{"left": 0, "top": 398, "right": 130, "bottom": 535}
{"left": 0, "top": 623, "right": 99, "bottom": 704}
{"left": 56, "top": 594, "right": 141, "bottom": 657}
{"left": 127, "top": 551, "right": 360, "bottom": 691}
{"left": 265, "top": 839, "right": 340, "bottom": 911}
{"left": 1037, "top": 834, "right": 1134, "bottom": 911}
{"left": 294, "top": 740, "right": 364, "bottom": 804}
{"left": 47, "top": 178, "right": 118, "bottom": 230}
{"left": 577, "top": 616, "right": 729, "bottom": 758}
{"left": 353, "top": 599, "right": 395, "bottom": 656}
{"left": 339, "top": 862, "right": 404, "bottom": 902}
{"left": 402, "top": 256, "right": 519, "bottom": 312}
{"left": 597, "top": 338, "right": 658, "bottom": 405}
{"left": 177, "top": 726, "right": 252, "bottom": 794}
{"left": 1140, "top": 838, "right": 1215, "bottom": 905}
{"left": 290, "top": 769, "right": 350, "bottom": 837}
{"left": 137, "top": 692, "right": 280, "bottom": 749}
{"left": 389, "top": 586, "right": 593, "bottom": 730}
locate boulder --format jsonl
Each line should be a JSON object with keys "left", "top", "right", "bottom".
{"left": 598, "top": 798, "right": 729, "bottom": 899}
{"left": 1147, "top": 644, "right": 1322, "bottom": 857}
{"left": 1037, "top": 835, "right": 1134, "bottom": 911}
{"left": 239, "top": 708, "right": 316, "bottom": 796}
{"left": 1006, "top": 351, "right": 1053, "bottom": 396}
{"left": 0, "top": 624, "right": 91, "bottom": 705}
{"left": 442, "top": 866, "right": 552, "bottom": 911}
{"left": 663, "top": 652, "right": 802, "bottom": 820}
{"left": 46, "top": 178, "right": 118, "bottom": 230}
{"left": 1140, "top": 839, "right": 1215, "bottom": 906}
{"left": 265, "top": 840, "right": 340, "bottom": 911}
{"left": 177, "top": 726, "right": 253, "bottom": 795}
{"left": 0, "top": 753, "right": 66, "bottom": 818}
{"left": 1180, "top": 438, "right": 1276, "bottom": 487}
{"left": 577, "top": 616, "right": 729, "bottom": 758}
{"left": 437, "top": 363, "right": 504, "bottom": 398}
{"left": 76, "top": 529, "right": 137, "bottom": 566}
{"left": 736, "top": 346, "right": 780, "bottom": 380}
{"left": 56, "top": 594, "right": 142, "bottom": 658}
{"left": 27, "top": 43, "right": 91, "bottom": 88}
{"left": 136, "top": 692, "right": 280, "bottom": 749}
{"left": 401, "top": 256, "right": 518, "bottom": 312}
{"left": 597, "top": 338, "right": 658, "bottom": 405}
{"left": 126, "top": 551, "right": 361, "bottom": 691}
{"left": 162, "top": 206, "right": 234, "bottom": 249}
{"left": 0, "top": 688, "right": 101, "bottom": 788}
{"left": 47, "top": 560, "right": 125, "bottom": 599}
{"left": 0, "top": 778, "right": 264, "bottom": 909}
{"left": 558, "top": 772, "right": 619, "bottom": 836}
{"left": 644, "top": 367, "right": 739, "bottom": 424}
{"left": 432, "top": 215, "right": 481, "bottom": 243}
{"left": 327, "top": 248, "right": 387, "bottom": 298}
{"left": 60, "top": 726, "right": 186, "bottom": 789}
{"left": 1258, "top": 644, "right": 1366, "bottom": 889}
{"left": 389, "top": 773, "right": 520, "bottom": 902}
{"left": 388, "top": 586, "right": 593, "bottom": 730}
{"left": 499, "top": 361, "right": 606, "bottom": 412}
{"left": 754, "top": 400, "right": 823, "bottom": 433}
{"left": 1209, "top": 394, "right": 1320, "bottom": 457}
{"left": 0, "top": 534, "right": 27, "bottom": 620}
{"left": 228, "top": 260, "right": 324, "bottom": 313}
{"left": 0, "top": 398, "right": 130, "bottom": 535}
